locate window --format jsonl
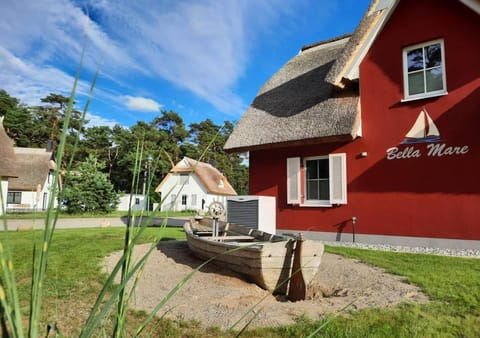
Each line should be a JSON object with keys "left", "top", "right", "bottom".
{"left": 403, "top": 39, "right": 446, "bottom": 100}
{"left": 7, "top": 192, "right": 22, "bottom": 204}
{"left": 182, "top": 194, "right": 187, "bottom": 205}
{"left": 287, "top": 154, "right": 347, "bottom": 207}
{"left": 305, "top": 157, "right": 330, "bottom": 202}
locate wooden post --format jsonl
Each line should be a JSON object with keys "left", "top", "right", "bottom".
{"left": 288, "top": 233, "right": 306, "bottom": 302}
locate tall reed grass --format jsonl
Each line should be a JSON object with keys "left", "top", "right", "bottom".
{"left": 0, "top": 20, "right": 330, "bottom": 338}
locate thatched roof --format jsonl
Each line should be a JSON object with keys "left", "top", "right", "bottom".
{"left": 325, "top": 0, "right": 393, "bottom": 86}
{"left": 0, "top": 116, "right": 18, "bottom": 178}
{"left": 223, "top": 0, "right": 410, "bottom": 153}
{"left": 224, "top": 35, "right": 360, "bottom": 152}
{"left": 8, "top": 148, "right": 55, "bottom": 191}
{"left": 155, "top": 157, "right": 237, "bottom": 196}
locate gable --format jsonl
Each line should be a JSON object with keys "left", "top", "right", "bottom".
{"left": 328, "top": 0, "right": 479, "bottom": 86}
{"left": 359, "top": 0, "right": 480, "bottom": 99}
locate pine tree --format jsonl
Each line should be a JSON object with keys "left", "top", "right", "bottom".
{"left": 61, "top": 154, "right": 119, "bottom": 214}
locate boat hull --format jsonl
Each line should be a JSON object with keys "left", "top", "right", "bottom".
{"left": 183, "top": 218, "right": 324, "bottom": 294}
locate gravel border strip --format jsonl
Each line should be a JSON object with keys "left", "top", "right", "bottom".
{"left": 324, "top": 241, "right": 480, "bottom": 258}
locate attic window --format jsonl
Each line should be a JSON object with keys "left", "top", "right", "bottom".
{"left": 179, "top": 174, "right": 189, "bottom": 184}
{"left": 402, "top": 39, "right": 447, "bottom": 101}
{"left": 218, "top": 178, "right": 224, "bottom": 188}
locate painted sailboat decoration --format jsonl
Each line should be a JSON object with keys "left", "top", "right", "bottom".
{"left": 402, "top": 108, "right": 441, "bottom": 144}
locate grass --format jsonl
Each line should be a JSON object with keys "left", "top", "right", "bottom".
{"left": 3, "top": 228, "right": 479, "bottom": 337}
{"left": 2, "top": 227, "right": 189, "bottom": 336}
{"left": 3, "top": 210, "right": 196, "bottom": 219}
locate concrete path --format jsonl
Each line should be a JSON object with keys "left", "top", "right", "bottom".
{"left": 1, "top": 216, "right": 188, "bottom": 231}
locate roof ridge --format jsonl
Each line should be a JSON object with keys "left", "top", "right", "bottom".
{"left": 300, "top": 33, "right": 352, "bottom": 52}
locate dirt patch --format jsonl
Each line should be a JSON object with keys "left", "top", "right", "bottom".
{"left": 103, "top": 240, "right": 429, "bottom": 329}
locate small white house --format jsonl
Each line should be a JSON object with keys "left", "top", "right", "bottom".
{"left": 0, "top": 117, "right": 58, "bottom": 213}
{"left": 0, "top": 117, "right": 18, "bottom": 215}
{"left": 155, "top": 157, "right": 237, "bottom": 212}
{"left": 117, "top": 194, "right": 147, "bottom": 211}
{"left": 8, "top": 147, "right": 57, "bottom": 211}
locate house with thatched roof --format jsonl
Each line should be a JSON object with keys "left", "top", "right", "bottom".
{"left": 8, "top": 147, "right": 57, "bottom": 211}
{"left": 0, "top": 117, "right": 58, "bottom": 213}
{"left": 0, "top": 116, "right": 18, "bottom": 215}
{"left": 224, "top": 0, "right": 480, "bottom": 248}
{"left": 154, "top": 157, "right": 237, "bottom": 212}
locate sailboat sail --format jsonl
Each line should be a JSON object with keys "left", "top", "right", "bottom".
{"left": 402, "top": 108, "right": 441, "bottom": 144}
{"left": 425, "top": 113, "right": 440, "bottom": 137}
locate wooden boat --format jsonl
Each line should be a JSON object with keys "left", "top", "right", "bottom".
{"left": 183, "top": 217, "right": 324, "bottom": 296}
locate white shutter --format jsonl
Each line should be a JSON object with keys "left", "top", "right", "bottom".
{"left": 329, "top": 153, "right": 347, "bottom": 204}
{"left": 286, "top": 157, "right": 301, "bottom": 204}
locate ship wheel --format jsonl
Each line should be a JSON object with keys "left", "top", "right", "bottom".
{"left": 208, "top": 201, "right": 225, "bottom": 218}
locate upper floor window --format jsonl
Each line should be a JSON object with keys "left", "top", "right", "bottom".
{"left": 179, "top": 174, "right": 189, "bottom": 185}
{"left": 402, "top": 39, "right": 447, "bottom": 101}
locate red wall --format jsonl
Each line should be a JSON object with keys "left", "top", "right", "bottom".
{"left": 249, "top": 0, "right": 480, "bottom": 240}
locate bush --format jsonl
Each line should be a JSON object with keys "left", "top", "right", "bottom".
{"left": 61, "top": 154, "right": 119, "bottom": 214}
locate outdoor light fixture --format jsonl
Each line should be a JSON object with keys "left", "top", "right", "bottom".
{"left": 351, "top": 216, "right": 357, "bottom": 243}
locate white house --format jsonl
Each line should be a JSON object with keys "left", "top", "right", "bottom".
{"left": 117, "top": 194, "right": 147, "bottom": 211}
{"left": 7, "top": 147, "right": 57, "bottom": 211}
{"left": 0, "top": 117, "right": 18, "bottom": 215}
{"left": 155, "top": 157, "right": 237, "bottom": 212}
{"left": 0, "top": 117, "right": 58, "bottom": 213}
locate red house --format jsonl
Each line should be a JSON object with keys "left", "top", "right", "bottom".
{"left": 224, "top": 0, "right": 480, "bottom": 249}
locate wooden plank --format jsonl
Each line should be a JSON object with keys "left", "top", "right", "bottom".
{"left": 206, "top": 235, "right": 254, "bottom": 241}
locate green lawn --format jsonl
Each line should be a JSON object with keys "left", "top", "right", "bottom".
{"left": 2, "top": 228, "right": 479, "bottom": 337}
{"left": 3, "top": 210, "right": 196, "bottom": 219}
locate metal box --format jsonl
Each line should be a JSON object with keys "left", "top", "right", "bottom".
{"left": 226, "top": 195, "right": 276, "bottom": 234}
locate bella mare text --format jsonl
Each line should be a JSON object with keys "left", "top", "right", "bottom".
{"left": 386, "top": 143, "right": 469, "bottom": 160}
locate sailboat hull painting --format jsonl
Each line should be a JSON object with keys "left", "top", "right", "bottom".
{"left": 401, "top": 108, "right": 441, "bottom": 144}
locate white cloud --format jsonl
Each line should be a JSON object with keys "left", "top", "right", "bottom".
{"left": 85, "top": 112, "right": 120, "bottom": 128}
{"left": 0, "top": 0, "right": 302, "bottom": 120}
{"left": 122, "top": 96, "right": 162, "bottom": 112}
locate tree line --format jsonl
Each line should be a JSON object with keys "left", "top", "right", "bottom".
{"left": 0, "top": 89, "right": 248, "bottom": 212}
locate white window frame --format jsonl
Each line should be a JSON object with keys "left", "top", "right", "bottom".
{"left": 402, "top": 39, "right": 447, "bottom": 101}
{"left": 7, "top": 191, "right": 22, "bottom": 204}
{"left": 286, "top": 153, "right": 347, "bottom": 207}
{"left": 303, "top": 156, "right": 331, "bottom": 207}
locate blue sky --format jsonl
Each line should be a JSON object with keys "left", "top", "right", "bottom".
{"left": 0, "top": 0, "right": 369, "bottom": 129}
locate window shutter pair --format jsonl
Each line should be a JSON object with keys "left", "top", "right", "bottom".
{"left": 287, "top": 154, "right": 347, "bottom": 205}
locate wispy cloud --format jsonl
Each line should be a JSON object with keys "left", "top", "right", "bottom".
{"left": 92, "top": 0, "right": 294, "bottom": 116}
{"left": 0, "top": 0, "right": 306, "bottom": 122}
{"left": 0, "top": 46, "right": 90, "bottom": 105}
